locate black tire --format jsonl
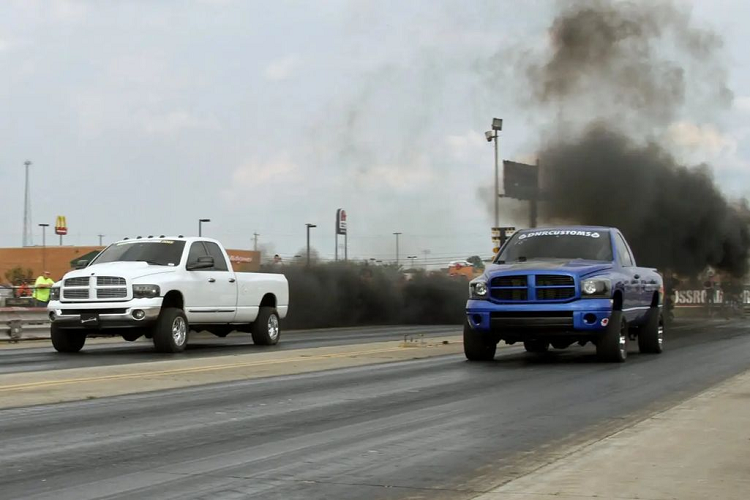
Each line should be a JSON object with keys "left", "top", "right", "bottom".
{"left": 463, "top": 322, "right": 497, "bottom": 361}
{"left": 51, "top": 324, "right": 86, "bottom": 353}
{"left": 596, "top": 311, "right": 628, "bottom": 363}
{"left": 638, "top": 307, "right": 664, "bottom": 354}
{"left": 152, "top": 308, "right": 189, "bottom": 353}
{"left": 251, "top": 307, "right": 280, "bottom": 345}
{"left": 524, "top": 340, "right": 549, "bottom": 353}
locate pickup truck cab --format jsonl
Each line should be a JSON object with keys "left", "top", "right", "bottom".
{"left": 465, "top": 226, "right": 663, "bottom": 362}
{"left": 48, "top": 236, "right": 289, "bottom": 353}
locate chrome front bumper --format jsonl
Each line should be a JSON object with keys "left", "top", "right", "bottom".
{"left": 48, "top": 299, "right": 163, "bottom": 329}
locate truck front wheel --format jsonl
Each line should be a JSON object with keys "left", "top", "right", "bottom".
{"left": 152, "top": 308, "right": 189, "bottom": 353}
{"left": 638, "top": 307, "right": 664, "bottom": 354}
{"left": 251, "top": 307, "right": 280, "bottom": 346}
{"left": 596, "top": 311, "right": 628, "bottom": 362}
{"left": 51, "top": 324, "right": 86, "bottom": 353}
{"left": 463, "top": 322, "right": 497, "bottom": 361}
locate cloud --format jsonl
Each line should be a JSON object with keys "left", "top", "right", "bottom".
{"left": 734, "top": 96, "right": 750, "bottom": 114}
{"left": 222, "top": 155, "right": 300, "bottom": 202}
{"left": 263, "top": 55, "right": 299, "bottom": 81}
{"left": 352, "top": 157, "right": 435, "bottom": 192}
{"left": 141, "top": 111, "right": 219, "bottom": 136}
{"left": 445, "top": 130, "right": 486, "bottom": 162}
{"left": 665, "top": 121, "right": 736, "bottom": 158}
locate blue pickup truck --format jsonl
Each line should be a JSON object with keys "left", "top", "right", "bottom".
{"left": 465, "top": 226, "right": 664, "bottom": 362}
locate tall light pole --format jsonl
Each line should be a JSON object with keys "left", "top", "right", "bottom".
{"left": 98, "top": 234, "right": 104, "bottom": 246}
{"left": 306, "top": 223, "right": 317, "bottom": 267}
{"left": 407, "top": 255, "right": 417, "bottom": 268}
{"left": 485, "top": 118, "right": 503, "bottom": 230}
{"left": 23, "top": 161, "right": 33, "bottom": 247}
{"left": 253, "top": 232, "right": 259, "bottom": 251}
{"left": 38, "top": 223, "right": 49, "bottom": 271}
{"left": 422, "top": 249, "right": 430, "bottom": 269}
{"left": 198, "top": 218, "right": 210, "bottom": 237}
{"left": 393, "top": 232, "right": 402, "bottom": 265}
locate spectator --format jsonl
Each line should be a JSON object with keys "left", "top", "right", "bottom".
{"left": 16, "top": 279, "right": 31, "bottom": 298}
{"left": 32, "top": 271, "right": 55, "bottom": 308}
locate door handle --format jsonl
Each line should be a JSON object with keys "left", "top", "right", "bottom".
{"left": 229, "top": 278, "right": 236, "bottom": 283}
{"left": 208, "top": 278, "right": 216, "bottom": 283}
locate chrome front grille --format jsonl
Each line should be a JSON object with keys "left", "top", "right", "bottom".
{"left": 64, "top": 277, "right": 90, "bottom": 287}
{"left": 63, "top": 289, "right": 90, "bottom": 299}
{"left": 61, "top": 275, "right": 129, "bottom": 301}
{"left": 97, "top": 276, "right": 126, "bottom": 286}
{"left": 97, "top": 288, "right": 128, "bottom": 299}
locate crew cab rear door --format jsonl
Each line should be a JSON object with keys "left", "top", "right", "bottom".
{"left": 613, "top": 232, "right": 647, "bottom": 321}
{"left": 184, "top": 241, "right": 237, "bottom": 323}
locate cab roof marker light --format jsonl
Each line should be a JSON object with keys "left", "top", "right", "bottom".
{"left": 148, "top": 235, "right": 153, "bottom": 238}
{"left": 159, "top": 235, "right": 165, "bottom": 238}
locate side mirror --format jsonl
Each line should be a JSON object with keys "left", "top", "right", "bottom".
{"left": 75, "top": 260, "right": 89, "bottom": 270}
{"left": 187, "top": 256, "right": 214, "bottom": 270}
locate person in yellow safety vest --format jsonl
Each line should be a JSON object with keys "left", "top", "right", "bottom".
{"left": 32, "top": 271, "right": 55, "bottom": 308}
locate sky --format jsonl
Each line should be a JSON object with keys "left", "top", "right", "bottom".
{"left": 2, "top": 0, "right": 749, "bottom": 266}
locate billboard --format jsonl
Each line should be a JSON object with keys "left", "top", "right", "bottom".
{"left": 503, "top": 161, "right": 539, "bottom": 200}
{"left": 336, "top": 209, "right": 347, "bottom": 235}
{"left": 55, "top": 215, "right": 68, "bottom": 236}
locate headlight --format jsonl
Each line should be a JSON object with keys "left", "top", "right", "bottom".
{"left": 470, "top": 280, "right": 489, "bottom": 300}
{"left": 50, "top": 287, "right": 60, "bottom": 301}
{"left": 581, "top": 278, "right": 611, "bottom": 298}
{"left": 132, "top": 284, "right": 161, "bottom": 298}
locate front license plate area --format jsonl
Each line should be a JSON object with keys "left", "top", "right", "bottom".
{"left": 80, "top": 313, "right": 100, "bottom": 327}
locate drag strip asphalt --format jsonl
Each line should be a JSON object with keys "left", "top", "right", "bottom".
{"left": 0, "top": 319, "right": 748, "bottom": 499}
{"left": 0, "top": 325, "right": 460, "bottom": 375}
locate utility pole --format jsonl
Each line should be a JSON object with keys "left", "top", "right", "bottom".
{"left": 485, "top": 118, "right": 503, "bottom": 231}
{"left": 253, "top": 232, "right": 259, "bottom": 251}
{"left": 38, "top": 223, "right": 49, "bottom": 270}
{"left": 98, "top": 234, "right": 105, "bottom": 246}
{"left": 422, "top": 249, "right": 430, "bottom": 269}
{"left": 393, "top": 232, "right": 402, "bottom": 265}
{"left": 23, "top": 161, "right": 33, "bottom": 247}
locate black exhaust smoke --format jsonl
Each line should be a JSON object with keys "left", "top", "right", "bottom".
{"left": 524, "top": 0, "right": 748, "bottom": 277}
{"left": 262, "top": 262, "right": 467, "bottom": 329}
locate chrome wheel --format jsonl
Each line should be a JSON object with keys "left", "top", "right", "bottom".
{"left": 172, "top": 316, "right": 187, "bottom": 346}
{"left": 267, "top": 314, "right": 279, "bottom": 341}
{"left": 657, "top": 319, "right": 664, "bottom": 348}
{"left": 619, "top": 321, "right": 628, "bottom": 359}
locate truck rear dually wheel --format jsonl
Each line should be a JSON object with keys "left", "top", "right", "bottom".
{"left": 463, "top": 322, "right": 497, "bottom": 361}
{"left": 596, "top": 311, "right": 627, "bottom": 362}
{"left": 51, "top": 324, "right": 86, "bottom": 353}
{"left": 638, "top": 307, "right": 664, "bottom": 354}
{"left": 152, "top": 308, "right": 189, "bottom": 353}
{"left": 251, "top": 307, "right": 280, "bottom": 345}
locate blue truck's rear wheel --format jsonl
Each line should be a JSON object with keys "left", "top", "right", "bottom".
{"left": 596, "top": 311, "right": 628, "bottom": 362}
{"left": 463, "top": 322, "right": 497, "bottom": 361}
{"left": 638, "top": 307, "right": 664, "bottom": 354}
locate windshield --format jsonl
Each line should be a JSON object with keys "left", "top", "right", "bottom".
{"left": 496, "top": 230, "right": 613, "bottom": 263}
{"left": 91, "top": 240, "right": 186, "bottom": 266}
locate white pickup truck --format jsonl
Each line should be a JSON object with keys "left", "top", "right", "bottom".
{"left": 47, "top": 237, "right": 289, "bottom": 353}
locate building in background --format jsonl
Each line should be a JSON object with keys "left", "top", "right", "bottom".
{"left": 0, "top": 246, "right": 261, "bottom": 283}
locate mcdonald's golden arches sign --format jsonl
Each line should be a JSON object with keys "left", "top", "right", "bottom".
{"left": 55, "top": 215, "right": 68, "bottom": 236}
